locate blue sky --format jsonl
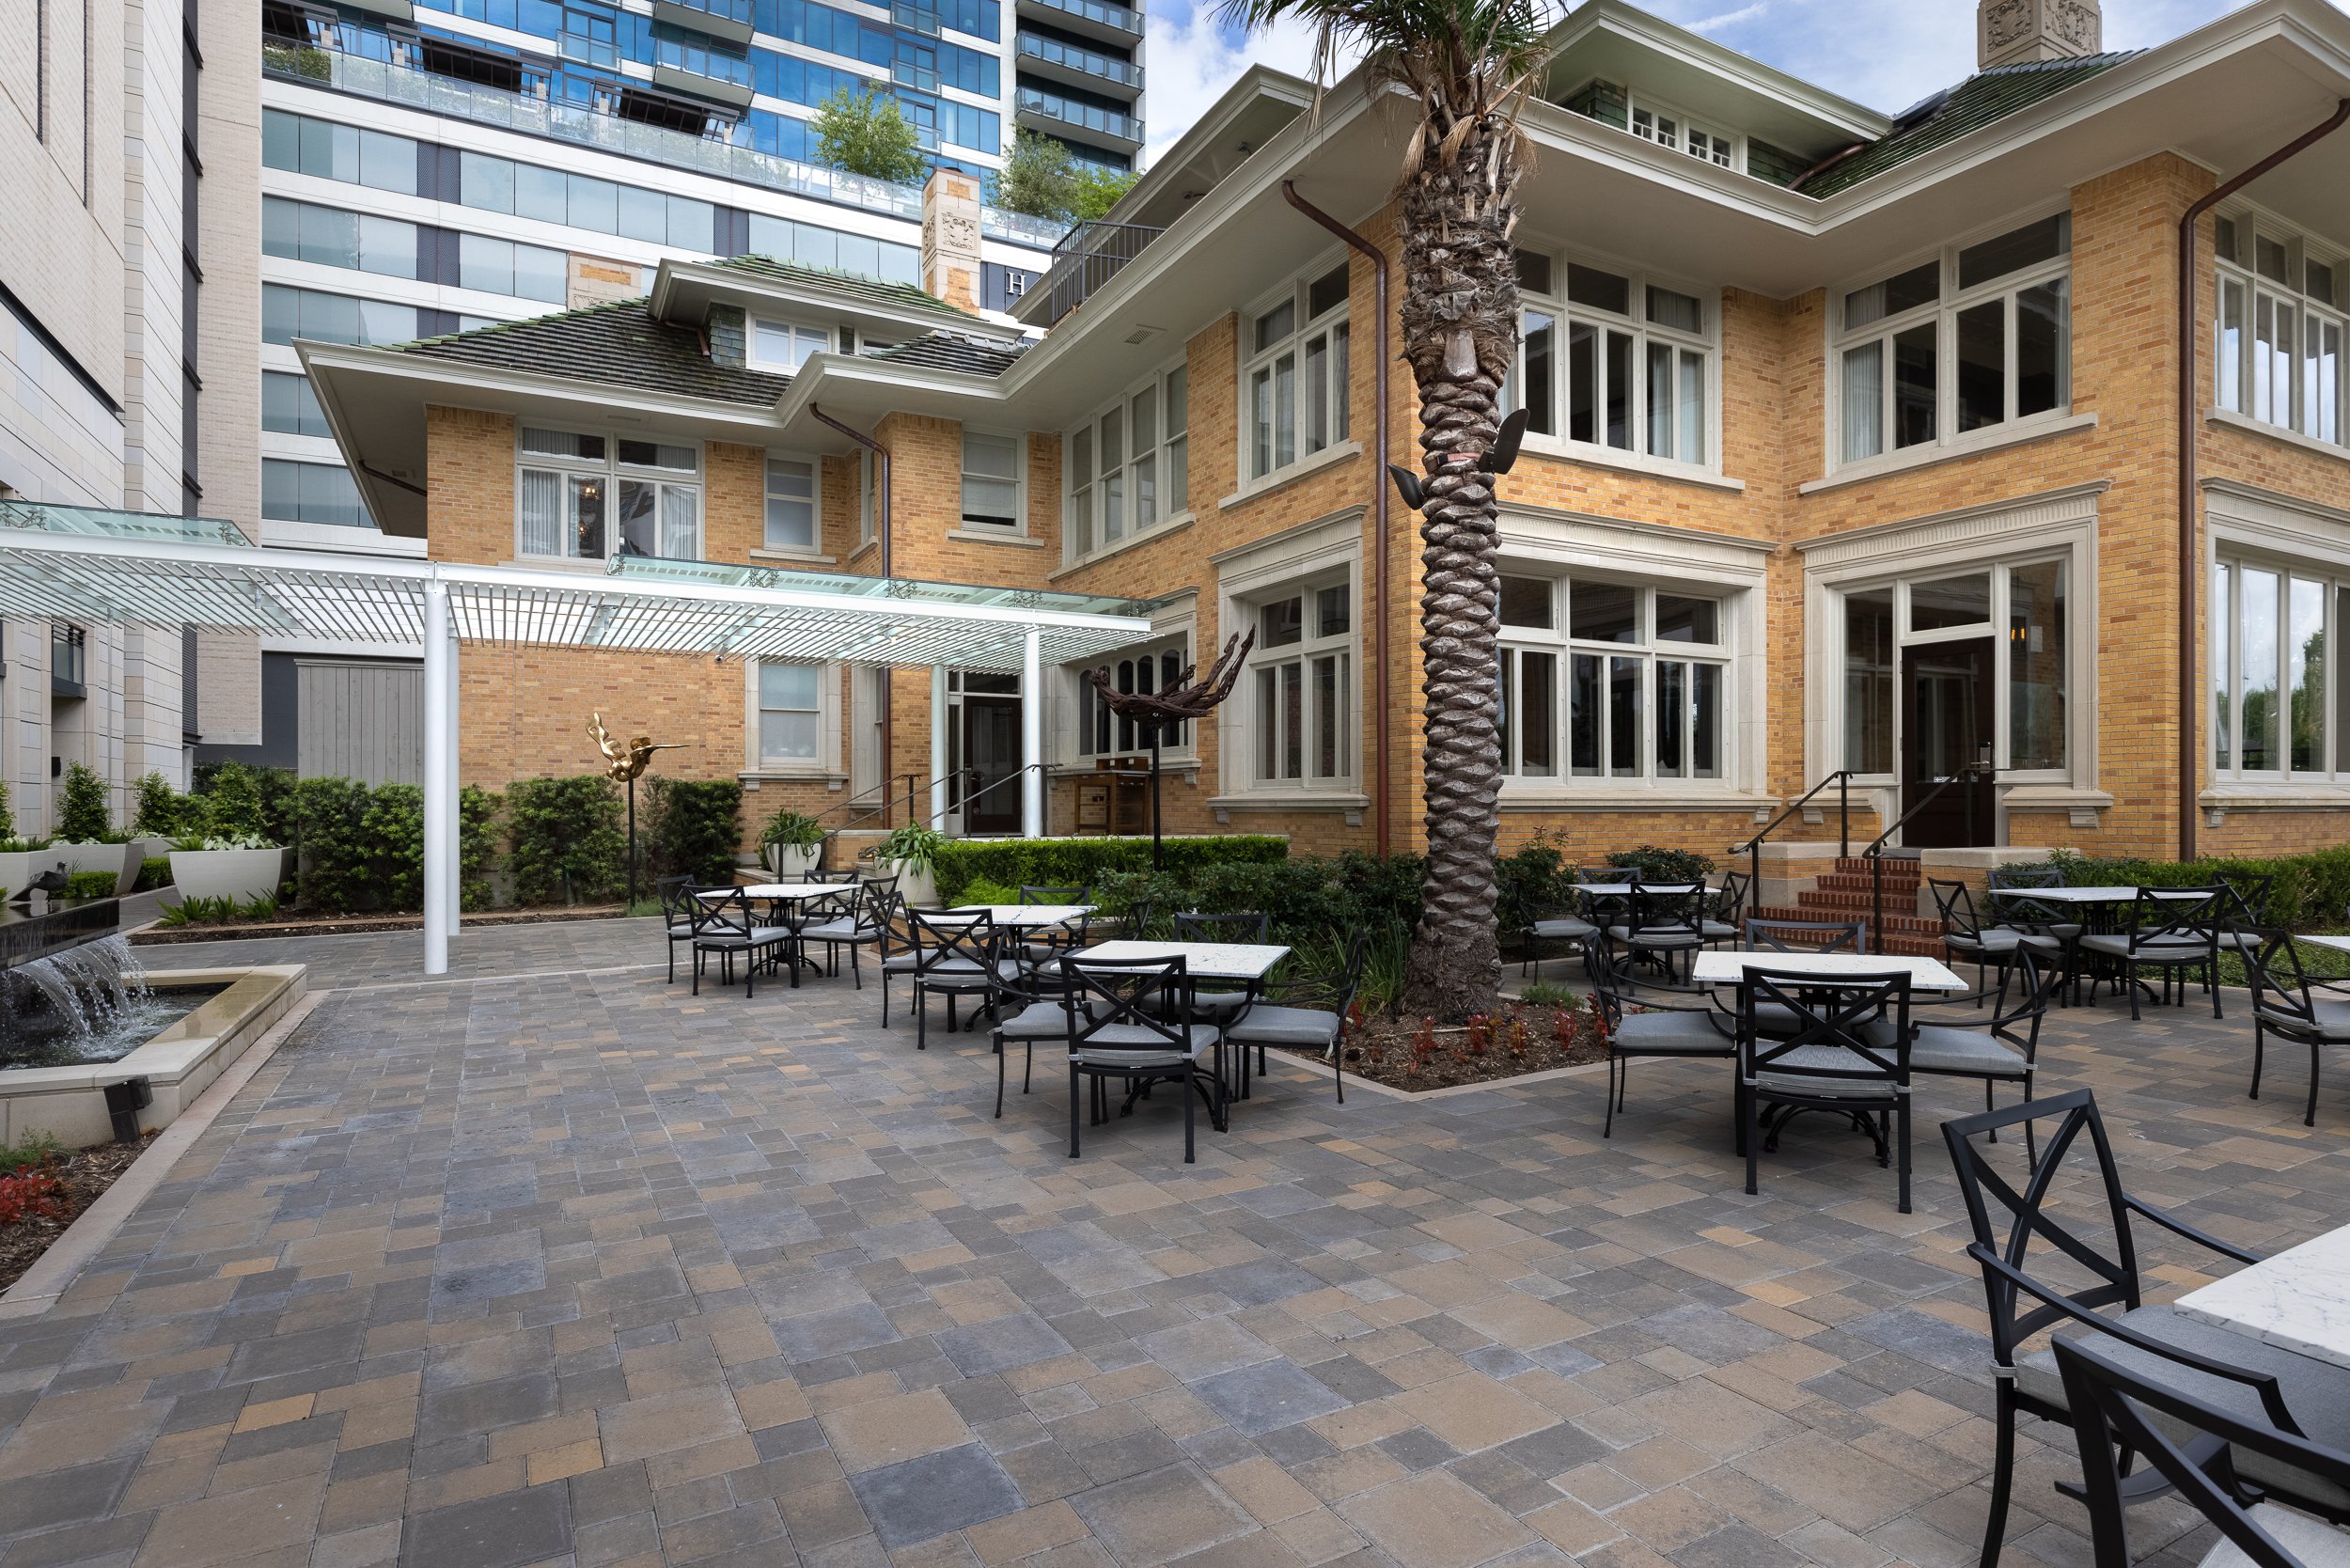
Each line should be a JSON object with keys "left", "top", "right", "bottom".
{"left": 1142, "top": 0, "right": 2258, "bottom": 163}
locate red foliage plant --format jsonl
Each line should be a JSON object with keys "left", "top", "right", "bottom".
{"left": 0, "top": 1167, "right": 67, "bottom": 1227}
{"left": 1507, "top": 1011, "right": 1530, "bottom": 1058}
{"left": 1465, "top": 1014, "right": 1491, "bottom": 1055}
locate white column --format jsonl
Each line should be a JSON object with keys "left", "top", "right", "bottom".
{"left": 441, "top": 623, "right": 461, "bottom": 933}
{"left": 421, "top": 583, "right": 452, "bottom": 976}
{"left": 929, "top": 665, "right": 949, "bottom": 827}
{"left": 1021, "top": 631, "right": 1043, "bottom": 839}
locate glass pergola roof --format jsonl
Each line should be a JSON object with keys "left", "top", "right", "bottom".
{"left": 0, "top": 505, "right": 1160, "bottom": 672}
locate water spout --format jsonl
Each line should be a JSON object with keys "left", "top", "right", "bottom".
{"left": 1, "top": 936, "right": 156, "bottom": 1063}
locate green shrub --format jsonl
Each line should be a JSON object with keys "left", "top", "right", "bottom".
{"left": 134, "top": 856, "right": 172, "bottom": 892}
{"left": 1607, "top": 844, "right": 1716, "bottom": 886}
{"left": 61, "top": 870, "right": 118, "bottom": 901}
{"left": 508, "top": 776, "right": 626, "bottom": 904}
{"left": 930, "top": 835, "right": 1289, "bottom": 905}
{"left": 0, "top": 777, "right": 13, "bottom": 839}
{"left": 759, "top": 809, "right": 825, "bottom": 850}
{"left": 1495, "top": 835, "right": 1576, "bottom": 939}
{"left": 2001, "top": 846, "right": 2350, "bottom": 933}
{"left": 955, "top": 878, "right": 1023, "bottom": 905}
{"left": 646, "top": 778, "right": 743, "bottom": 887}
{"left": 878, "top": 823, "right": 949, "bottom": 873}
{"left": 56, "top": 763, "right": 110, "bottom": 841}
{"left": 291, "top": 776, "right": 374, "bottom": 913}
{"left": 160, "top": 890, "right": 278, "bottom": 926}
{"left": 133, "top": 772, "right": 192, "bottom": 838}
{"left": 193, "top": 762, "right": 285, "bottom": 844}
{"left": 461, "top": 786, "right": 502, "bottom": 912}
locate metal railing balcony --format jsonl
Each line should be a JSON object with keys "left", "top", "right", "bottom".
{"left": 1018, "top": 0, "right": 1143, "bottom": 36}
{"left": 1015, "top": 86, "right": 1142, "bottom": 147}
{"left": 1035, "top": 216, "right": 1163, "bottom": 322}
{"left": 891, "top": 0, "right": 943, "bottom": 34}
{"left": 1015, "top": 33, "right": 1141, "bottom": 89}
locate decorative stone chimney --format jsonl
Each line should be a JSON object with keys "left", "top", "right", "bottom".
{"left": 921, "top": 168, "right": 983, "bottom": 312}
{"left": 1980, "top": 0, "right": 2102, "bottom": 69}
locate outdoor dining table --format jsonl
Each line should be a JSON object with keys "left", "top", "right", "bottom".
{"left": 2176, "top": 1220, "right": 2350, "bottom": 1372}
{"left": 1688, "top": 949, "right": 1969, "bottom": 990}
{"left": 2291, "top": 933, "right": 2350, "bottom": 956}
{"left": 1073, "top": 938, "right": 1291, "bottom": 982}
{"left": 696, "top": 883, "right": 848, "bottom": 984}
{"left": 1983, "top": 886, "right": 2212, "bottom": 905}
{"left": 950, "top": 903, "right": 1094, "bottom": 929}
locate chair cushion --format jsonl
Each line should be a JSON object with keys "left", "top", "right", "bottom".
{"left": 1751, "top": 1043, "right": 1898, "bottom": 1098}
{"left": 2256, "top": 998, "right": 2350, "bottom": 1038}
{"left": 880, "top": 952, "right": 917, "bottom": 973}
{"left": 1532, "top": 917, "right": 1597, "bottom": 940}
{"left": 1863, "top": 1020, "right": 2028, "bottom": 1078}
{"left": 1612, "top": 1011, "right": 1733, "bottom": 1058}
{"left": 994, "top": 1001, "right": 1074, "bottom": 1041}
{"left": 696, "top": 927, "right": 791, "bottom": 948}
{"left": 1188, "top": 991, "right": 1255, "bottom": 1018}
{"left": 2076, "top": 933, "right": 2210, "bottom": 961}
{"left": 2014, "top": 1305, "right": 2350, "bottom": 1518}
{"left": 1606, "top": 926, "right": 1701, "bottom": 947}
{"left": 2201, "top": 1505, "right": 2350, "bottom": 1568}
{"left": 1073, "top": 1023, "right": 1218, "bottom": 1067}
{"left": 1225, "top": 1005, "right": 1341, "bottom": 1049}
{"left": 1699, "top": 920, "right": 1739, "bottom": 941}
{"left": 801, "top": 918, "right": 877, "bottom": 942}
{"left": 1948, "top": 929, "right": 2063, "bottom": 956}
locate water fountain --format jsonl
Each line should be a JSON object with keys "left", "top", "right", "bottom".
{"left": 0, "top": 892, "right": 306, "bottom": 1147}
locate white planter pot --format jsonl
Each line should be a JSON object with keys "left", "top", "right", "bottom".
{"left": 765, "top": 842, "right": 821, "bottom": 880}
{"left": 53, "top": 841, "right": 141, "bottom": 898}
{"left": 0, "top": 849, "right": 71, "bottom": 902}
{"left": 168, "top": 847, "right": 287, "bottom": 906}
{"left": 877, "top": 857, "right": 936, "bottom": 906}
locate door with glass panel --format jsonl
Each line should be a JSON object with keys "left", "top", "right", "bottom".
{"left": 947, "top": 672, "right": 1022, "bottom": 836}
{"left": 1899, "top": 636, "right": 1995, "bottom": 848}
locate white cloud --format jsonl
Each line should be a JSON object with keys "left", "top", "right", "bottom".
{"left": 1681, "top": 2, "right": 1769, "bottom": 34}
{"left": 1140, "top": 0, "right": 1358, "bottom": 164}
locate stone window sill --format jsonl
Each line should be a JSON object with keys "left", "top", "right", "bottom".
{"left": 1518, "top": 438, "right": 1745, "bottom": 493}
{"left": 1217, "top": 441, "right": 1362, "bottom": 510}
{"left": 1798, "top": 412, "right": 2098, "bottom": 495}
{"left": 2205, "top": 407, "right": 2350, "bottom": 464}
{"left": 1051, "top": 512, "right": 1198, "bottom": 581}
{"left": 948, "top": 528, "right": 1046, "bottom": 548}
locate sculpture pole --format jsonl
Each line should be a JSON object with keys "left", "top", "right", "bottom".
{"left": 588, "top": 713, "right": 686, "bottom": 908}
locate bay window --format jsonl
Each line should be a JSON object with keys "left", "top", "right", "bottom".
{"left": 2213, "top": 557, "right": 2348, "bottom": 777}
{"left": 1498, "top": 574, "right": 1726, "bottom": 784}
{"left": 1245, "top": 263, "right": 1351, "bottom": 483}
{"left": 1835, "top": 212, "right": 2072, "bottom": 466}
{"left": 1066, "top": 363, "right": 1186, "bottom": 560}
{"left": 1247, "top": 579, "right": 1353, "bottom": 786}
{"left": 2214, "top": 210, "right": 2347, "bottom": 447}
{"left": 1508, "top": 250, "right": 1714, "bottom": 466}
{"left": 517, "top": 428, "right": 701, "bottom": 563}
{"left": 764, "top": 455, "right": 819, "bottom": 552}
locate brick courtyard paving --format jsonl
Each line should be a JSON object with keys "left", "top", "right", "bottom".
{"left": 0, "top": 917, "right": 2343, "bottom": 1568}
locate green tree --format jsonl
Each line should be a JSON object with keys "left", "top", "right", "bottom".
{"left": 1217, "top": 0, "right": 1549, "bottom": 1018}
{"left": 994, "top": 131, "right": 1079, "bottom": 223}
{"left": 1072, "top": 164, "right": 1141, "bottom": 222}
{"left": 811, "top": 86, "right": 929, "bottom": 186}
{"left": 57, "top": 763, "right": 111, "bottom": 841}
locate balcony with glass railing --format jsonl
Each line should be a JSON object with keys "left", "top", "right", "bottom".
{"left": 1014, "top": 33, "right": 1141, "bottom": 93}
{"left": 1014, "top": 86, "right": 1142, "bottom": 149}
{"left": 1014, "top": 0, "right": 1143, "bottom": 41}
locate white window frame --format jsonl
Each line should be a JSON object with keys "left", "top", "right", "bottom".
{"left": 748, "top": 317, "right": 834, "bottom": 373}
{"left": 1072, "top": 635, "right": 1197, "bottom": 762}
{"left": 1239, "top": 260, "right": 1352, "bottom": 487}
{"left": 744, "top": 659, "right": 845, "bottom": 779}
{"left": 760, "top": 450, "right": 822, "bottom": 556}
{"left": 1828, "top": 206, "right": 2075, "bottom": 476}
{"left": 959, "top": 429, "right": 1026, "bottom": 533}
{"left": 1507, "top": 245, "right": 1720, "bottom": 474}
{"left": 2210, "top": 551, "right": 2346, "bottom": 781}
{"left": 1240, "top": 572, "right": 1355, "bottom": 792}
{"left": 2213, "top": 202, "right": 2350, "bottom": 449}
{"left": 1065, "top": 360, "right": 1189, "bottom": 563}
{"left": 1624, "top": 89, "right": 1737, "bottom": 170}
{"left": 513, "top": 427, "right": 703, "bottom": 565}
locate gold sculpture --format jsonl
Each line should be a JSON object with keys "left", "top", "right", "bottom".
{"left": 588, "top": 712, "right": 686, "bottom": 783}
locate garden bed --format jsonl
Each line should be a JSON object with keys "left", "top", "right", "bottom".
{"left": 130, "top": 904, "right": 634, "bottom": 944}
{"left": 1304, "top": 1000, "right": 1611, "bottom": 1092}
{"left": 0, "top": 1136, "right": 156, "bottom": 1294}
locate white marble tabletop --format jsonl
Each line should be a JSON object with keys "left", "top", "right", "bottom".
{"left": 951, "top": 904, "right": 1093, "bottom": 928}
{"left": 1075, "top": 939, "right": 1291, "bottom": 980}
{"left": 699, "top": 883, "right": 849, "bottom": 902}
{"left": 1690, "top": 949, "right": 1968, "bottom": 991}
{"left": 1577, "top": 883, "right": 1705, "bottom": 898}
{"left": 2177, "top": 1222, "right": 2350, "bottom": 1372}
{"left": 2296, "top": 933, "right": 2350, "bottom": 955}
{"left": 1984, "top": 886, "right": 2211, "bottom": 903}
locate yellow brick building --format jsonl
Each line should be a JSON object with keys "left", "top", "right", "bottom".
{"left": 306, "top": 0, "right": 2350, "bottom": 871}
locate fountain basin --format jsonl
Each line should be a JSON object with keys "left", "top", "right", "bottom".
{"left": 0, "top": 964, "right": 306, "bottom": 1146}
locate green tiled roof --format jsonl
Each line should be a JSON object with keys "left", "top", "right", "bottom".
{"left": 398, "top": 299, "right": 792, "bottom": 406}
{"left": 866, "top": 331, "right": 1029, "bottom": 377}
{"left": 1795, "top": 52, "right": 2140, "bottom": 198}
{"left": 706, "top": 254, "right": 981, "bottom": 320}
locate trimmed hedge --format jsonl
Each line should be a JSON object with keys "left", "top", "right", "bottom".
{"left": 645, "top": 778, "right": 743, "bottom": 887}
{"left": 2003, "top": 847, "right": 2350, "bottom": 932}
{"left": 509, "top": 776, "right": 627, "bottom": 905}
{"left": 929, "top": 835, "right": 1288, "bottom": 905}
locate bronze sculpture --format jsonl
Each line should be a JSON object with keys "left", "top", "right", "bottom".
{"left": 1082, "top": 630, "right": 1254, "bottom": 867}
{"left": 588, "top": 713, "right": 688, "bottom": 904}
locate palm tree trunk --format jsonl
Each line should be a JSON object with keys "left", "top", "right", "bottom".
{"left": 1396, "top": 118, "right": 1517, "bottom": 1021}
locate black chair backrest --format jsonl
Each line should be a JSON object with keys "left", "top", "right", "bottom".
{"left": 1986, "top": 947, "right": 2061, "bottom": 1057}
{"left": 655, "top": 875, "right": 697, "bottom": 928}
{"left": 805, "top": 869, "right": 859, "bottom": 884}
{"left": 990, "top": 935, "right": 1075, "bottom": 1011}
{"left": 908, "top": 909, "right": 995, "bottom": 976}
{"left": 1022, "top": 885, "right": 1091, "bottom": 905}
{"left": 1939, "top": 1089, "right": 2143, "bottom": 1370}
{"left": 2123, "top": 886, "right": 2227, "bottom": 950}
{"left": 1743, "top": 917, "right": 1867, "bottom": 954}
{"left": 1581, "top": 934, "right": 1627, "bottom": 1029}
{"left": 1711, "top": 870, "right": 1752, "bottom": 921}
{"left": 1063, "top": 954, "right": 1195, "bottom": 1057}
{"left": 2244, "top": 929, "right": 2319, "bottom": 1027}
{"left": 2217, "top": 869, "right": 2275, "bottom": 927}
{"left": 1176, "top": 911, "right": 1270, "bottom": 944}
{"left": 1577, "top": 866, "right": 1628, "bottom": 885}
{"left": 1624, "top": 886, "right": 1706, "bottom": 938}
{"left": 854, "top": 879, "right": 901, "bottom": 933}
{"left": 1738, "top": 968, "right": 1911, "bottom": 1090}
{"left": 690, "top": 885, "right": 754, "bottom": 938}
{"left": 1989, "top": 866, "right": 2063, "bottom": 890}
{"left": 2056, "top": 1337, "right": 2350, "bottom": 1568}
{"left": 1326, "top": 930, "right": 1371, "bottom": 1021}
{"left": 1927, "top": 878, "right": 1987, "bottom": 941}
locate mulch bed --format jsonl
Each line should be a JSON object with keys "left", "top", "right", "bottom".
{"left": 1288, "top": 1001, "right": 1612, "bottom": 1092}
{"left": 0, "top": 1137, "right": 157, "bottom": 1294}
{"left": 130, "top": 905, "right": 634, "bottom": 944}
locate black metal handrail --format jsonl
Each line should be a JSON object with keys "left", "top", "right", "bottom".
{"left": 1729, "top": 770, "right": 1855, "bottom": 926}
{"left": 1862, "top": 764, "right": 1995, "bottom": 946}
{"left": 1038, "top": 218, "right": 1163, "bottom": 322}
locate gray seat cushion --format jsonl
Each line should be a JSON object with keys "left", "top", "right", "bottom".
{"left": 1751, "top": 1043, "right": 1898, "bottom": 1098}
{"left": 995, "top": 1001, "right": 1074, "bottom": 1041}
{"left": 801, "top": 918, "right": 878, "bottom": 942}
{"left": 2076, "top": 933, "right": 2211, "bottom": 961}
{"left": 1948, "top": 929, "right": 2062, "bottom": 956}
{"left": 1073, "top": 1023, "right": 1219, "bottom": 1068}
{"left": 1612, "top": 1010, "right": 1733, "bottom": 1058}
{"left": 695, "top": 926, "right": 791, "bottom": 947}
{"left": 1188, "top": 991, "right": 1255, "bottom": 1018}
{"left": 1606, "top": 926, "right": 1701, "bottom": 947}
{"left": 1532, "top": 917, "right": 1597, "bottom": 940}
{"left": 1225, "top": 1005, "right": 1341, "bottom": 1049}
{"left": 881, "top": 952, "right": 917, "bottom": 973}
{"left": 2202, "top": 1505, "right": 2350, "bottom": 1568}
{"left": 1700, "top": 920, "right": 1738, "bottom": 942}
{"left": 2256, "top": 998, "right": 2350, "bottom": 1039}
{"left": 1861, "top": 1020, "right": 2027, "bottom": 1078}
{"left": 2014, "top": 1305, "right": 2350, "bottom": 1517}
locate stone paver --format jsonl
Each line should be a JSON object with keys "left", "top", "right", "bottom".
{"left": 0, "top": 916, "right": 2340, "bottom": 1568}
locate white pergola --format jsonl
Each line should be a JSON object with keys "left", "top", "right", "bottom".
{"left": 0, "top": 505, "right": 1160, "bottom": 974}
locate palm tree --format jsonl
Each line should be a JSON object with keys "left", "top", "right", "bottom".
{"left": 1218, "top": 0, "right": 1549, "bottom": 1018}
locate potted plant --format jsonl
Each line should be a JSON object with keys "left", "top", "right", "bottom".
{"left": 759, "top": 809, "right": 826, "bottom": 880}
{"left": 168, "top": 832, "right": 288, "bottom": 905}
{"left": 0, "top": 836, "right": 63, "bottom": 903}
{"left": 875, "top": 823, "right": 947, "bottom": 907}
{"left": 51, "top": 763, "right": 142, "bottom": 895}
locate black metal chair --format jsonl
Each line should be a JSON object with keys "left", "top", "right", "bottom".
{"left": 1738, "top": 966, "right": 1914, "bottom": 1212}
{"left": 1225, "top": 930, "right": 1369, "bottom": 1105}
{"left": 1929, "top": 879, "right": 2065, "bottom": 1005}
{"left": 1585, "top": 933, "right": 1735, "bottom": 1139}
{"left": 655, "top": 875, "right": 698, "bottom": 983}
{"left": 2215, "top": 869, "right": 2278, "bottom": 958}
{"left": 685, "top": 886, "right": 793, "bottom": 998}
{"left": 1522, "top": 893, "right": 1598, "bottom": 984}
{"left": 801, "top": 879, "right": 900, "bottom": 988}
{"left": 2244, "top": 930, "right": 2350, "bottom": 1127}
{"left": 2077, "top": 886, "right": 2229, "bottom": 1020}
{"left": 1061, "top": 953, "right": 1226, "bottom": 1164}
{"left": 2056, "top": 1337, "right": 2350, "bottom": 1568}
{"left": 1940, "top": 1089, "right": 2350, "bottom": 1568}
{"left": 902, "top": 911, "right": 1008, "bottom": 1050}
{"left": 1019, "top": 884, "right": 1093, "bottom": 963}
{"left": 988, "top": 954, "right": 1078, "bottom": 1120}
{"left": 1988, "top": 866, "right": 2086, "bottom": 1006}
{"left": 1872, "top": 946, "right": 2060, "bottom": 1154}
{"left": 1605, "top": 886, "right": 1709, "bottom": 982}
{"left": 1700, "top": 870, "right": 1752, "bottom": 947}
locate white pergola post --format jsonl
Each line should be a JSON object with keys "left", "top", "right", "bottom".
{"left": 1021, "top": 629, "right": 1042, "bottom": 839}
{"left": 929, "top": 665, "right": 949, "bottom": 828}
{"left": 441, "top": 621, "right": 461, "bottom": 934}
{"left": 422, "top": 581, "right": 453, "bottom": 976}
